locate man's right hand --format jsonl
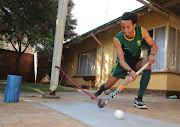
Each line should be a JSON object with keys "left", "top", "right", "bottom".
{"left": 129, "top": 70, "right": 137, "bottom": 82}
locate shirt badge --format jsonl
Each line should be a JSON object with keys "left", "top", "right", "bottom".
{"left": 137, "top": 40, "right": 141, "bottom": 46}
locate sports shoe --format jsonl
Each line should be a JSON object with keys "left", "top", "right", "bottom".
{"left": 91, "top": 91, "right": 101, "bottom": 99}
{"left": 133, "top": 97, "right": 147, "bottom": 109}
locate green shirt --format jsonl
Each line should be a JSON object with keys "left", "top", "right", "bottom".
{"left": 114, "top": 26, "right": 144, "bottom": 61}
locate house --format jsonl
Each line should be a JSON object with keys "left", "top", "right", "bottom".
{"left": 62, "top": 1, "right": 180, "bottom": 97}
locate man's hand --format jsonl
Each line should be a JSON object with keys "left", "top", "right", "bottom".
{"left": 148, "top": 55, "right": 156, "bottom": 65}
{"left": 129, "top": 70, "right": 137, "bottom": 82}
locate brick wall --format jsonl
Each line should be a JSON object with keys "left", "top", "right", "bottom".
{"left": 0, "top": 49, "right": 35, "bottom": 82}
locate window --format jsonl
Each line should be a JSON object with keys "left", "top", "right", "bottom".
{"left": 168, "top": 26, "right": 180, "bottom": 72}
{"left": 168, "top": 26, "right": 176, "bottom": 71}
{"left": 76, "top": 49, "right": 96, "bottom": 76}
{"left": 153, "top": 26, "right": 166, "bottom": 70}
{"left": 177, "top": 30, "right": 180, "bottom": 72}
{"left": 141, "top": 26, "right": 166, "bottom": 71}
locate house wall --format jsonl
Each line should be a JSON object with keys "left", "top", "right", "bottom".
{"left": 167, "top": 73, "right": 180, "bottom": 91}
{"left": 138, "top": 11, "right": 168, "bottom": 29}
{"left": 113, "top": 73, "right": 168, "bottom": 90}
{"left": 94, "top": 28, "right": 120, "bottom": 87}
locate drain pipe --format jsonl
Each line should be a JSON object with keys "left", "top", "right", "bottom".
{"left": 91, "top": 33, "right": 104, "bottom": 88}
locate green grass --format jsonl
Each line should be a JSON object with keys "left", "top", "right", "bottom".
{"left": 0, "top": 80, "right": 78, "bottom": 93}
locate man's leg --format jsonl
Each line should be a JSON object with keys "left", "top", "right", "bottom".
{"left": 93, "top": 59, "right": 127, "bottom": 97}
{"left": 93, "top": 76, "right": 119, "bottom": 97}
{"left": 138, "top": 69, "right": 151, "bottom": 99}
{"left": 134, "top": 59, "right": 151, "bottom": 109}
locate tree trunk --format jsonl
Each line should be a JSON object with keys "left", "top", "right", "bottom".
{"left": 11, "top": 52, "right": 22, "bottom": 75}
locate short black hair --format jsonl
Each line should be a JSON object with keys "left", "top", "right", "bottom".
{"left": 121, "top": 12, "right": 138, "bottom": 24}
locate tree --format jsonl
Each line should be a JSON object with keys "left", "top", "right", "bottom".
{"left": 0, "top": 0, "right": 77, "bottom": 75}
{"left": 36, "top": 0, "right": 77, "bottom": 60}
{"left": 0, "top": 40, "right": 4, "bottom": 48}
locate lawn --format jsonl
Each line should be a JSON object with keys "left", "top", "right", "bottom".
{"left": 0, "top": 80, "right": 78, "bottom": 93}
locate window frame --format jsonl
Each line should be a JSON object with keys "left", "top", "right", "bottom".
{"left": 76, "top": 48, "right": 96, "bottom": 76}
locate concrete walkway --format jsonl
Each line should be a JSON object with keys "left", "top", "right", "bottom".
{"left": 40, "top": 102, "right": 180, "bottom": 127}
{"left": 0, "top": 91, "right": 180, "bottom": 127}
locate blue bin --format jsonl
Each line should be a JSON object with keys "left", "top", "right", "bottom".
{"left": 4, "top": 75, "right": 22, "bottom": 102}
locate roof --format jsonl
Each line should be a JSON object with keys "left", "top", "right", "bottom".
{"left": 137, "top": 0, "right": 180, "bottom": 18}
{"left": 157, "top": 0, "right": 180, "bottom": 16}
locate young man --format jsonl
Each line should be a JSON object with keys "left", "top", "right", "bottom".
{"left": 93, "top": 12, "right": 158, "bottom": 109}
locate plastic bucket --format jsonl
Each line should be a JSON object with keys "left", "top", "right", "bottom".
{"left": 4, "top": 75, "right": 22, "bottom": 102}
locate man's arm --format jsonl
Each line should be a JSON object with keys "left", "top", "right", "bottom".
{"left": 142, "top": 27, "right": 158, "bottom": 65}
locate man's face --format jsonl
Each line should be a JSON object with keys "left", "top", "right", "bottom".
{"left": 121, "top": 20, "right": 136, "bottom": 38}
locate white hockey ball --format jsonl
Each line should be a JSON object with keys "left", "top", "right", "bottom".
{"left": 114, "top": 110, "right": 124, "bottom": 120}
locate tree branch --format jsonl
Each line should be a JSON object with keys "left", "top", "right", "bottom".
{"left": 10, "top": 41, "right": 18, "bottom": 52}
{"left": 22, "top": 42, "right": 30, "bottom": 53}
{"left": 19, "top": 40, "right": 21, "bottom": 53}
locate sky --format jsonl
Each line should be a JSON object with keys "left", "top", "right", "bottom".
{"left": 72, "top": 0, "right": 144, "bottom": 35}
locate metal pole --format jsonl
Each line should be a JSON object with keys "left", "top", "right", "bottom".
{"left": 49, "top": 0, "right": 69, "bottom": 92}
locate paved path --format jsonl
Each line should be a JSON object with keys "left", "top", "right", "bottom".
{"left": 0, "top": 91, "right": 180, "bottom": 127}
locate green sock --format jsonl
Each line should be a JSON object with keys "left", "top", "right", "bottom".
{"left": 97, "top": 83, "right": 107, "bottom": 95}
{"left": 138, "top": 69, "right": 151, "bottom": 100}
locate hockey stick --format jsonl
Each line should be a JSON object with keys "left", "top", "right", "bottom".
{"left": 55, "top": 66, "right": 105, "bottom": 104}
{"left": 97, "top": 62, "right": 149, "bottom": 108}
